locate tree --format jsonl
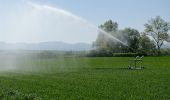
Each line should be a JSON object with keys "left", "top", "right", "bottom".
{"left": 139, "top": 33, "right": 156, "bottom": 55}
{"left": 122, "top": 28, "right": 140, "bottom": 52}
{"left": 144, "top": 16, "right": 170, "bottom": 55}
{"left": 94, "top": 21, "right": 141, "bottom": 54}
{"left": 94, "top": 20, "right": 119, "bottom": 53}
{"left": 100, "top": 20, "right": 118, "bottom": 32}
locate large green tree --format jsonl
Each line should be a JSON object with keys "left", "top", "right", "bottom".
{"left": 122, "top": 28, "right": 140, "bottom": 52}
{"left": 99, "top": 20, "right": 118, "bottom": 32}
{"left": 138, "top": 33, "right": 156, "bottom": 55}
{"left": 94, "top": 20, "right": 119, "bottom": 52}
{"left": 94, "top": 20, "right": 141, "bottom": 54}
{"left": 144, "top": 16, "right": 170, "bottom": 55}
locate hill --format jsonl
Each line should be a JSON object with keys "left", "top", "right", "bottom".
{"left": 0, "top": 41, "right": 92, "bottom": 51}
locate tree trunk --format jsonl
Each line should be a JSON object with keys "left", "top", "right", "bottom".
{"left": 156, "top": 41, "right": 161, "bottom": 56}
{"left": 157, "top": 45, "right": 161, "bottom": 56}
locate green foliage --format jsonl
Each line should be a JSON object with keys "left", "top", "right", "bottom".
{"left": 144, "top": 16, "right": 170, "bottom": 55}
{"left": 94, "top": 20, "right": 141, "bottom": 55}
{"left": 122, "top": 28, "right": 140, "bottom": 52}
{"left": 161, "top": 49, "right": 170, "bottom": 56}
{"left": 112, "top": 53, "right": 139, "bottom": 57}
{"left": 87, "top": 49, "right": 113, "bottom": 57}
{"left": 93, "top": 16, "right": 170, "bottom": 56}
{"left": 94, "top": 26, "right": 141, "bottom": 56}
{"left": 94, "top": 20, "right": 119, "bottom": 52}
{"left": 138, "top": 33, "right": 156, "bottom": 55}
{"left": 99, "top": 20, "right": 118, "bottom": 32}
{"left": 0, "top": 89, "right": 41, "bottom": 100}
{"left": 87, "top": 50, "right": 140, "bottom": 57}
{"left": 37, "top": 51, "right": 58, "bottom": 58}
{"left": 0, "top": 57, "right": 170, "bottom": 99}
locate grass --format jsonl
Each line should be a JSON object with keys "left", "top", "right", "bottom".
{"left": 0, "top": 56, "right": 170, "bottom": 99}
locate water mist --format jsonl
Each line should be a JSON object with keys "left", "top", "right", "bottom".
{"left": 0, "top": 1, "right": 127, "bottom": 73}
{"left": 27, "top": 1, "right": 127, "bottom": 46}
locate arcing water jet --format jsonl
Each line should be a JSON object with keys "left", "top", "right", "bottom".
{"left": 27, "top": 1, "right": 127, "bottom": 46}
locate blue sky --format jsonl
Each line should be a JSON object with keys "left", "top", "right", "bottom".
{"left": 0, "top": 0, "right": 169, "bottom": 43}
{"left": 42, "top": 0, "right": 170, "bottom": 31}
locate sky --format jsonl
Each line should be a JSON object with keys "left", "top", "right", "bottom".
{"left": 0, "top": 0, "right": 169, "bottom": 44}
{"left": 44, "top": 0, "right": 170, "bottom": 29}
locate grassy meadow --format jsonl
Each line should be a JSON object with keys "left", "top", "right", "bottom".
{"left": 0, "top": 54, "right": 170, "bottom": 99}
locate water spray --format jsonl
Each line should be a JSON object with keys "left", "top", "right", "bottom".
{"left": 27, "top": 1, "right": 127, "bottom": 46}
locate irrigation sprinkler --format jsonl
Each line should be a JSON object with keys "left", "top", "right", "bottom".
{"left": 128, "top": 56, "right": 144, "bottom": 69}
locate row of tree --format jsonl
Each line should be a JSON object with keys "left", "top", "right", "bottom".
{"left": 92, "top": 16, "right": 170, "bottom": 56}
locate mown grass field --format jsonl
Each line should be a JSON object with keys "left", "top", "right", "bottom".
{"left": 0, "top": 56, "right": 170, "bottom": 100}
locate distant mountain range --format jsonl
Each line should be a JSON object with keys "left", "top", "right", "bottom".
{"left": 0, "top": 41, "right": 92, "bottom": 51}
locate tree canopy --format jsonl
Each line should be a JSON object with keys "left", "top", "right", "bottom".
{"left": 144, "top": 16, "right": 170, "bottom": 55}
{"left": 92, "top": 17, "right": 170, "bottom": 57}
{"left": 99, "top": 20, "right": 118, "bottom": 32}
{"left": 122, "top": 28, "right": 140, "bottom": 52}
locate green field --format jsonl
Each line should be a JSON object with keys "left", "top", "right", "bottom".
{"left": 0, "top": 56, "right": 170, "bottom": 100}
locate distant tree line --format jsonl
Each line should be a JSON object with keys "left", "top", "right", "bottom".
{"left": 89, "top": 16, "right": 170, "bottom": 56}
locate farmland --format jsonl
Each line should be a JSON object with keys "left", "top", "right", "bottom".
{"left": 0, "top": 55, "right": 170, "bottom": 99}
